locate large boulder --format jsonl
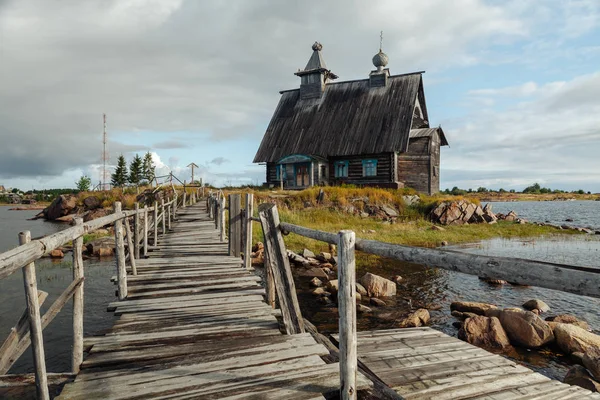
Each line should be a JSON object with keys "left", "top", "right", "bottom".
{"left": 546, "top": 314, "right": 590, "bottom": 331}
{"left": 83, "top": 208, "right": 110, "bottom": 222}
{"left": 494, "top": 309, "right": 554, "bottom": 348}
{"left": 564, "top": 365, "right": 600, "bottom": 392}
{"left": 554, "top": 323, "right": 600, "bottom": 354}
{"left": 83, "top": 196, "right": 101, "bottom": 210}
{"left": 430, "top": 200, "right": 490, "bottom": 225}
{"left": 583, "top": 347, "right": 600, "bottom": 381}
{"left": 450, "top": 301, "right": 497, "bottom": 316}
{"left": 44, "top": 195, "right": 78, "bottom": 220}
{"left": 458, "top": 316, "right": 511, "bottom": 349}
{"left": 86, "top": 237, "right": 116, "bottom": 257}
{"left": 360, "top": 273, "right": 396, "bottom": 297}
{"left": 398, "top": 309, "right": 430, "bottom": 328}
{"left": 522, "top": 299, "right": 550, "bottom": 313}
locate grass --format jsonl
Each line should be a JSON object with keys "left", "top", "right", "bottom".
{"left": 243, "top": 187, "right": 583, "bottom": 272}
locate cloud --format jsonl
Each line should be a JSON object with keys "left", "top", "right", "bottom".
{"left": 153, "top": 140, "right": 187, "bottom": 149}
{"left": 209, "top": 157, "right": 230, "bottom": 166}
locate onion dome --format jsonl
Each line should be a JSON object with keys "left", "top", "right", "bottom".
{"left": 372, "top": 49, "right": 389, "bottom": 70}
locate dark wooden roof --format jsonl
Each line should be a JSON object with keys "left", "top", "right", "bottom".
{"left": 410, "top": 128, "right": 449, "bottom": 146}
{"left": 254, "top": 72, "right": 424, "bottom": 163}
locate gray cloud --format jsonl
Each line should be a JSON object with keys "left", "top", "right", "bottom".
{"left": 153, "top": 140, "right": 187, "bottom": 149}
{"left": 209, "top": 157, "right": 230, "bottom": 166}
{"left": 0, "top": 0, "right": 525, "bottom": 180}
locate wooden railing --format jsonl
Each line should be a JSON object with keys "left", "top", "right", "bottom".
{"left": 0, "top": 188, "right": 201, "bottom": 399}
{"left": 204, "top": 197, "right": 600, "bottom": 400}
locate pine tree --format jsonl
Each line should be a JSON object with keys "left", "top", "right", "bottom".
{"left": 128, "top": 154, "right": 143, "bottom": 185}
{"left": 142, "top": 151, "right": 155, "bottom": 184}
{"left": 111, "top": 155, "right": 128, "bottom": 187}
{"left": 76, "top": 175, "right": 91, "bottom": 192}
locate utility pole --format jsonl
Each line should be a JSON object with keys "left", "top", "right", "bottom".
{"left": 102, "top": 114, "right": 109, "bottom": 190}
{"left": 187, "top": 162, "right": 199, "bottom": 184}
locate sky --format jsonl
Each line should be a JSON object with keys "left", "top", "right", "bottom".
{"left": 1, "top": 0, "right": 599, "bottom": 192}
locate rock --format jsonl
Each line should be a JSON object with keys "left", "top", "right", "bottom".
{"left": 440, "top": 240, "right": 449, "bottom": 246}
{"left": 504, "top": 211, "right": 517, "bottom": 222}
{"left": 357, "top": 304, "right": 372, "bottom": 313}
{"left": 546, "top": 314, "right": 590, "bottom": 331}
{"left": 50, "top": 249, "right": 64, "bottom": 258}
{"left": 398, "top": 309, "right": 430, "bottom": 328}
{"left": 368, "top": 229, "right": 376, "bottom": 234}
{"left": 297, "top": 268, "right": 329, "bottom": 279}
{"left": 55, "top": 214, "right": 76, "bottom": 223}
{"left": 370, "top": 298, "right": 386, "bottom": 307}
{"left": 287, "top": 250, "right": 310, "bottom": 267}
{"left": 458, "top": 316, "right": 511, "bottom": 349}
{"left": 360, "top": 273, "right": 396, "bottom": 297}
{"left": 360, "top": 212, "right": 370, "bottom": 218}
{"left": 317, "top": 296, "right": 333, "bottom": 305}
{"left": 83, "top": 208, "right": 110, "bottom": 222}
{"left": 522, "top": 299, "right": 550, "bottom": 313}
{"left": 328, "top": 243, "right": 336, "bottom": 254}
{"left": 96, "top": 247, "right": 114, "bottom": 257}
{"left": 583, "top": 347, "right": 600, "bottom": 381}
{"left": 326, "top": 280, "right": 338, "bottom": 293}
{"left": 563, "top": 365, "right": 600, "bottom": 392}
{"left": 317, "top": 252, "right": 333, "bottom": 262}
{"left": 450, "top": 301, "right": 497, "bottom": 316}
{"left": 309, "top": 277, "right": 322, "bottom": 287}
{"left": 572, "top": 352, "right": 585, "bottom": 365}
{"left": 430, "top": 225, "right": 445, "bottom": 231}
{"left": 44, "top": 194, "right": 78, "bottom": 220}
{"left": 402, "top": 195, "right": 420, "bottom": 206}
{"left": 320, "top": 262, "right": 333, "bottom": 269}
{"left": 452, "top": 321, "right": 463, "bottom": 329}
{"left": 493, "top": 309, "right": 554, "bottom": 348}
{"left": 306, "top": 257, "right": 321, "bottom": 266}
{"left": 355, "top": 283, "right": 367, "bottom": 296}
{"left": 302, "top": 248, "right": 315, "bottom": 258}
{"left": 312, "top": 287, "right": 327, "bottom": 296}
{"left": 479, "top": 277, "right": 508, "bottom": 285}
{"left": 565, "top": 218, "right": 574, "bottom": 222}
{"left": 381, "top": 205, "right": 398, "bottom": 217}
{"left": 355, "top": 292, "right": 362, "bottom": 302}
{"left": 86, "top": 237, "right": 116, "bottom": 256}
{"left": 390, "top": 275, "right": 403, "bottom": 283}
{"left": 451, "top": 310, "right": 479, "bottom": 320}
{"left": 252, "top": 242, "right": 264, "bottom": 252}
{"left": 83, "top": 196, "right": 101, "bottom": 210}
{"left": 554, "top": 324, "right": 600, "bottom": 354}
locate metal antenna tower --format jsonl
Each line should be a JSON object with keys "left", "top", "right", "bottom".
{"left": 102, "top": 113, "right": 109, "bottom": 190}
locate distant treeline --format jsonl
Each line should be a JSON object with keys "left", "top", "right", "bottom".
{"left": 442, "top": 183, "right": 591, "bottom": 195}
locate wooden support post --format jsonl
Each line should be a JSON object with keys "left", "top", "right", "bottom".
{"left": 214, "top": 196, "right": 219, "bottom": 230}
{"left": 18, "top": 231, "right": 49, "bottom": 400}
{"left": 182, "top": 191, "right": 187, "bottom": 208}
{"left": 219, "top": 196, "right": 226, "bottom": 242}
{"left": 133, "top": 203, "right": 140, "bottom": 259}
{"left": 228, "top": 194, "right": 242, "bottom": 257}
{"left": 114, "top": 202, "right": 127, "bottom": 300}
{"left": 71, "top": 219, "right": 84, "bottom": 374}
{"left": 258, "top": 203, "right": 304, "bottom": 334}
{"left": 338, "top": 230, "right": 357, "bottom": 400}
{"left": 124, "top": 218, "right": 137, "bottom": 275}
{"left": 161, "top": 199, "right": 166, "bottom": 235}
{"left": 153, "top": 201, "right": 158, "bottom": 246}
{"left": 143, "top": 206, "right": 149, "bottom": 257}
{"left": 243, "top": 193, "right": 254, "bottom": 270}
{"left": 172, "top": 194, "right": 177, "bottom": 218}
{"left": 167, "top": 201, "right": 172, "bottom": 231}
{"left": 264, "top": 249, "right": 276, "bottom": 309}
{"left": 208, "top": 195, "right": 213, "bottom": 219}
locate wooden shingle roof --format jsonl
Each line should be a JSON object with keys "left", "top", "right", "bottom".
{"left": 254, "top": 72, "right": 424, "bottom": 163}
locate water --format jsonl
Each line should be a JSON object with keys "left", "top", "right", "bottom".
{"left": 489, "top": 200, "right": 600, "bottom": 230}
{"left": 295, "top": 234, "right": 600, "bottom": 381}
{"left": 0, "top": 206, "right": 115, "bottom": 374}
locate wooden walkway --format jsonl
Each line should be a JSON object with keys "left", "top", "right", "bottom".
{"left": 334, "top": 327, "right": 600, "bottom": 400}
{"left": 57, "top": 203, "right": 368, "bottom": 399}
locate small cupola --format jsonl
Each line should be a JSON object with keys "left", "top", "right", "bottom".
{"left": 295, "top": 42, "right": 338, "bottom": 100}
{"left": 369, "top": 37, "right": 390, "bottom": 87}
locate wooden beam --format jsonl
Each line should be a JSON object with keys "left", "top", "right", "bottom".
{"left": 143, "top": 206, "right": 149, "bottom": 258}
{"left": 243, "top": 193, "right": 254, "bottom": 270}
{"left": 114, "top": 202, "right": 127, "bottom": 300}
{"left": 18, "top": 231, "right": 49, "bottom": 400}
{"left": 124, "top": 218, "right": 137, "bottom": 276}
{"left": 71, "top": 218, "right": 84, "bottom": 374}
{"left": 133, "top": 203, "right": 140, "bottom": 259}
{"left": 338, "top": 230, "right": 357, "bottom": 400}
{"left": 258, "top": 204, "right": 304, "bottom": 334}
{"left": 228, "top": 194, "right": 242, "bottom": 258}
{"left": 0, "top": 291, "right": 48, "bottom": 374}
{"left": 219, "top": 196, "right": 226, "bottom": 242}
{"left": 153, "top": 201, "right": 158, "bottom": 246}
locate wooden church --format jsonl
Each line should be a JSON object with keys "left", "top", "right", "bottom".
{"left": 253, "top": 42, "right": 448, "bottom": 194}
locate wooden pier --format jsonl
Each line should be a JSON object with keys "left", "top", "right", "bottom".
{"left": 1, "top": 188, "right": 600, "bottom": 399}
{"left": 57, "top": 202, "right": 370, "bottom": 399}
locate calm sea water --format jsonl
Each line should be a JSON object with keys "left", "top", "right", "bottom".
{"left": 489, "top": 200, "right": 600, "bottom": 230}
{"left": 0, "top": 206, "right": 116, "bottom": 374}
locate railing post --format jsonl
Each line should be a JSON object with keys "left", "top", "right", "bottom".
{"left": 182, "top": 191, "right": 187, "bottom": 208}
{"left": 258, "top": 203, "right": 305, "bottom": 334}
{"left": 219, "top": 195, "right": 226, "bottom": 242}
{"left": 124, "top": 217, "right": 137, "bottom": 276}
{"left": 114, "top": 202, "right": 127, "bottom": 300}
{"left": 153, "top": 200, "right": 158, "bottom": 246}
{"left": 243, "top": 193, "right": 254, "bottom": 270}
{"left": 161, "top": 198, "right": 166, "bottom": 235}
{"left": 214, "top": 196, "right": 220, "bottom": 229}
{"left": 143, "top": 205, "right": 149, "bottom": 257}
{"left": 228, "top": 194, "right": 242, "bottom": 257}
{"left": 167, "top": 199, "right": 172, "bottom": 231}
{"left": 19, "top": 231, "right": 49, "bottom": 400}
{"left": 133, "top": 203, "right": 140, "bottom": 259}
{"left": 338, "top": 230, "right": 357, "bottom": 400}
{"left": 71, "top": 218, "right": 84, "bottom": 374}
{"left": 208, "top": 194, "right": 213, "bottom": 219}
